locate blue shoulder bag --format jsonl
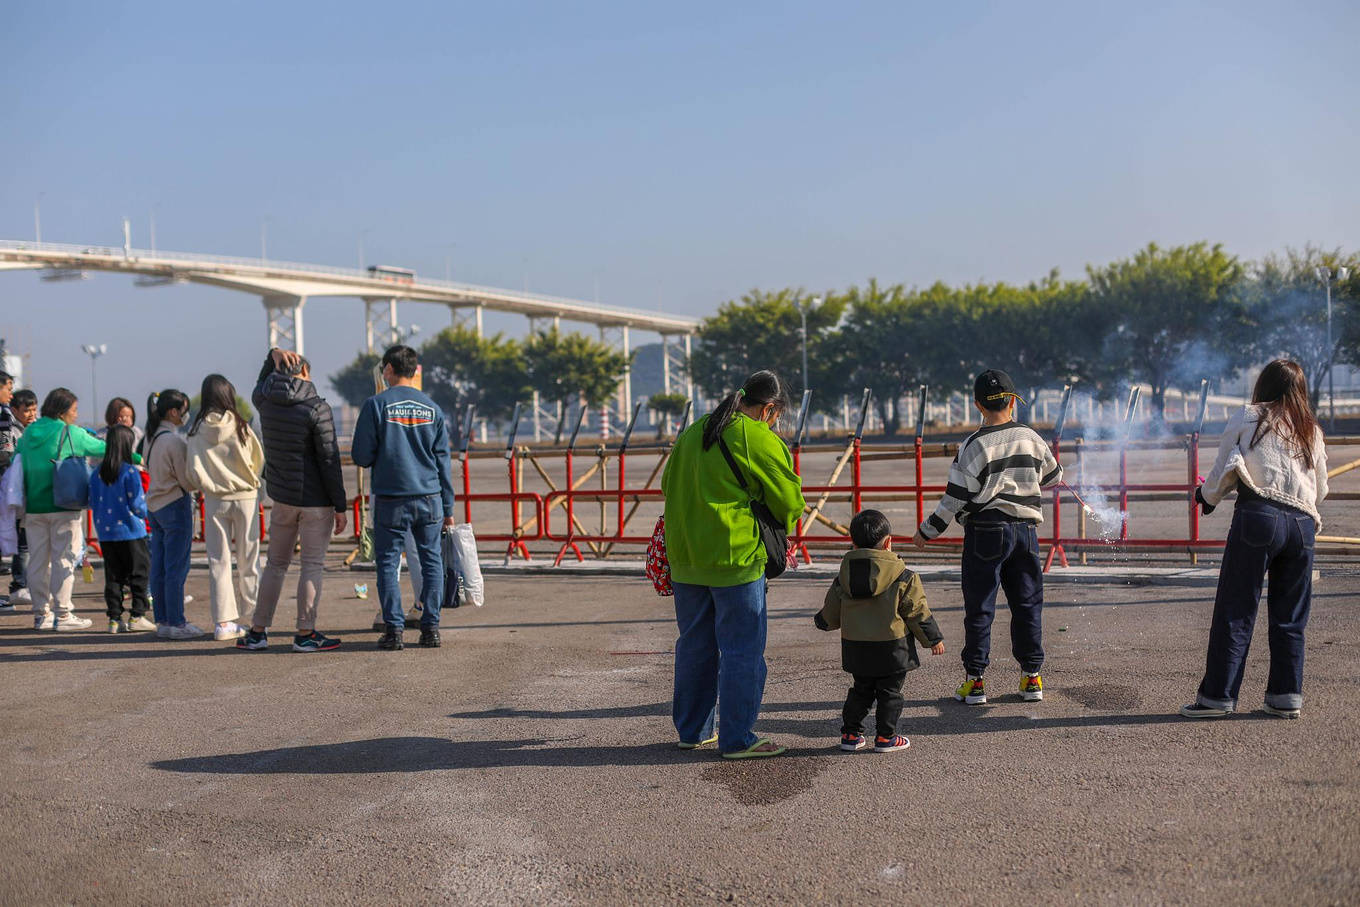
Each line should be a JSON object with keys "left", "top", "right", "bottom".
{"left": 52, "top": 424, "right": 93, "bottom": 510}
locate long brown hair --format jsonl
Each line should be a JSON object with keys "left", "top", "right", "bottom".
{"left": 188, "top": 374, "right": 250, "bottom": 445}
{"left": 1249, "top": 359, "right": 1321, "bottom": 470}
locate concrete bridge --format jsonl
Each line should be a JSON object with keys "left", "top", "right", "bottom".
{"left": 0, "top": 237, "right": 699, "bottom": 411}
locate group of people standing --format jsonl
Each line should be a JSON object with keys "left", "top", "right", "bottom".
{"left": 661, "top": 359, "right": 1329, "bottom": 758}
{"left": 0, "top": 343, "right": 457, "bottom": 653}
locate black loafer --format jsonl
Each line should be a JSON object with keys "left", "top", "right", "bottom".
{"left": 419, "top": 628, "right": 441, "bottom": 648}
{"left": 378, "top": 628, "right": 403, "bottom": 650}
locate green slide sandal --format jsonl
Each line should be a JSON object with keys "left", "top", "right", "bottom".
{"left": 677, "top": 734, "right": 719, "bottom": 750}
{"left": 721, "top": 738, "right": 786, "bottom": 760}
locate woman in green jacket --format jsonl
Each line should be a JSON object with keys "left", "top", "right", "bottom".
{"left": 661, "top": 370, "right": 806, "bottom": 758}
{"left": 15, "top": 388, "right": 106, "bottom": 630}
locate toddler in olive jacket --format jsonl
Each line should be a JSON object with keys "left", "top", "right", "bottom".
{"left": 816, "top": 510, "right": 944, "bottom": 753}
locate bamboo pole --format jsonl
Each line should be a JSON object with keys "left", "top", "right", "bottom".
{"left": 601, "top": 450, "right": 670, "bottom": 557}
{"left": 520, "top": 451, "right": 603, "bottom": 555}
{"left": 1327, "top": 456, "right": 1360, "bottom": 480}
{"left": 802, "top": 441, "right": 857, "bottom": 532}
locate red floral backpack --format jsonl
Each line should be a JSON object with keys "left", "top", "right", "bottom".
{"left": 645, "top": 515, "right": 673, "bottom": 597}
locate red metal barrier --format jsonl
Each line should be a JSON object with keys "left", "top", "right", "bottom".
{"left": 351, "top": 491, "right": 545, "bottom": 548}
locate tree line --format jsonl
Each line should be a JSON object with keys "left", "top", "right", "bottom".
{"left": 331, "top": 242, "right": 1359, "bottom": 436}
{"left": 330, "top": 326, "right": 629, "bottom": 425}
{"left": 691, "top": 243, "right": 1359, "bottom": 434}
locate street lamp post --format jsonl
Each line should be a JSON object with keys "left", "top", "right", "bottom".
{"left": 1315, "top": 265, "right": 1352, "bottom": 432}
{"left": 80, "top": 344, "right": 107, "bottom": 424}
{"left": 799, "top": 296, "right": 822, "bottom": 393}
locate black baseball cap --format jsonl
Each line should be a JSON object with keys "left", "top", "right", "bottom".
{"left": 974, "top": 369, "right": 1026, "bottom": 406}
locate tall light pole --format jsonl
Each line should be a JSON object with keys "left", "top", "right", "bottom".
{"left": 81, "top": 344, "right": 107, "bottom": 424}
{"left": 358, "top": 229, "right": 372, "bottom": 271}
{"left": 799, "top": 296, "right": 822, "bottom": 392}
{"left": 1315, "top": 265, "right": 1351, "bottom": 432}
{"left": 34, "top": 193, "right": 44, "bottom": 243}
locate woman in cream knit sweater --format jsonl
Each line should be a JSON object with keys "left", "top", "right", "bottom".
{"left": 1182, "top": 359, "right": 1328, "bottom": 720}
{"left": 187, "top": 375, "right": 265, "bottom": 642}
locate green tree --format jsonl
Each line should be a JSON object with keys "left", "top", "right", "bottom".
{"left": 648, "top": 392, "right": 689, "bottom": 438}
{"left": 1086, "top": 242, "right": 1248, "bottom": 419}
{"left": 688, "top": 288, "right": 846, "bottom": 407}
{"left": 328, "top": 352, "right": 381, "bottom": 407}
{"left": 832, "top": 280, "right": 935, "bottom": 435}
{"left": 188, "top": 394, "right": 254, "bottom": 424}
{"left": 974, "top": 272, "right": 1116, "bottom": 397}
{"left": 419, "top": 327, "right": 530, "bottom": 422}
{"left": 522, "top": 328, "right": 630, "bottom": 409}
{"left": 1247, "top": 246, "right": 1360, "bottom": 411}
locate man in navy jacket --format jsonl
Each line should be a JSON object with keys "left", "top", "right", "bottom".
{"left": 351, "top": 345, "right": 456, "bottom": 650}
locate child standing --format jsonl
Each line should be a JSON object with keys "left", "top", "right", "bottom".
{"left": 145, "top": 389, "right": 205, "bottom": 640}
{"left": 89, "top": 425, "right": 156, "bottom": 633}
{"left": 913, "top": 369, "right": 1062, "bottom": 705}
{"left": 817, "top": 510, "right": 945, "bottom": 753}
{"left": 186, "top": 375, "right": 264, "bottom": 642}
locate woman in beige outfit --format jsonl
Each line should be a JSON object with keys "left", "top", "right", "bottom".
{"left": 186, "top": 375, "right": 264, "bottom": 641}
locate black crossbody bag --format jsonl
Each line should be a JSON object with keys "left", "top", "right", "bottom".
{"left": 716, "top": 437, "right": 788, "bottom": 580}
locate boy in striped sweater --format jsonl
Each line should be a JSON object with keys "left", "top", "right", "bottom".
{"left": 913, "top": 369, "right": 1062, "bottom": 705}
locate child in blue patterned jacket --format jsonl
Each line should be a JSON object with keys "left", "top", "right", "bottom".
{"left": 89, "top": 425, "right": 156, "bottom": 633}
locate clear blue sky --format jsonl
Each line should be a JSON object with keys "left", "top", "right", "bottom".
{"left": 2, "top": 0, "right": 1357, "bottom": 408}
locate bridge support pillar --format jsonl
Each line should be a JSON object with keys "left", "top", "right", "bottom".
{"left": 263, "top": 294, "right": 306, "bottom": 354}
{"left": 684, "top": 333, "right": 694, "bottom": 408}
{"left": 598, "top": 324, "right": 632, "bottom": 427}
{"left": 449, "top": 303, "right": 483, "bottom": 338}
{"left": 363, "top": 297, "right": 399, "bottom": 353}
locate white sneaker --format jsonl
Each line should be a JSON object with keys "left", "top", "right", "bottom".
{"left": 10, "top": 588, "right": 31, "bottom": 605}
{"left": 126, "top": 616, "right": 157, "bottom": 632}
{"left": 55, "top": 614, "right": 94, "bottom": 631}
{"left": 164, "top": 622, "right": 207, "bottom": 640}
{"left": 0, "top": 600, "right": 16, "bottom": 614}
{"left": 183, "top": 594, "right": 195, "bottom": 604}
{"left": 214, "top": 622, "right": 246, "bottom": 641}
{"left": 34, "top": 612, "right": 55, "bottom": 630}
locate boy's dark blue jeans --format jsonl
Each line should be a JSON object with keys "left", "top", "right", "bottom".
{"left": 960, "top": 517, "right": 1044, "bottom": 677}
{"left": 1196, "top": 498, "right": 1314, "bottom": 712}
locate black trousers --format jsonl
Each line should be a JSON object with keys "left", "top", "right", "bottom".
{"left": 841, "top": 670, "right": 908, "bottom": 738}
{"left": 102, "top": 538, "right": 151, "bottom": 619}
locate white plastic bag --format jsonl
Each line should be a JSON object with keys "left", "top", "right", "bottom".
{"left": 0, "top": 453, "right": 24, "bottom": 557}
{"left": 450, "top": 523, "right": 484, "bottom": 607}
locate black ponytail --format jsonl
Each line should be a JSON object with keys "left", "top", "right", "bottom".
{"left": 142, "top": 389, "right": 190, "bottom": 456}
{"left": 701, "top": 369, "right": 790, "bottom": 450}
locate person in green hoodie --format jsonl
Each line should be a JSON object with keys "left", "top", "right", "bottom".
{"left": 15, "top": 387, "right": 106, "bottom": 631}
{"left": 660, "top": 370, "right": 805, "bottom": 759}
{"left": 816, "top": 510, "right": 945, "bottom": 753}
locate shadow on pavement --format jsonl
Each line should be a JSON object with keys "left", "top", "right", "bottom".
{"left": 448, "top": 699, "right": 853, "bottom": 721}
{"left": 151, "top": 736, "right": 828, "bottom": 773}
{"left": 153, "top": 709, "right": 1264, "bottom": 775}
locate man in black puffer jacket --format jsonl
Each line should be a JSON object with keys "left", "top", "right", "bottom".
{"left": 238, "top": 348, "right": 348, "bottom": 653}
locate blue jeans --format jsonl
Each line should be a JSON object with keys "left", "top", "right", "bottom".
{"left": 672, "top": 578, "right": 768, "bottom": 753}
{"left": 374, "top": 494, "right": 443, "bottom": 630}
{"left": 1197, "top": 498, "right": 1315, "bottom": 711}
{"left": 960, "top": 519, "right": 1045, "bottom": 677}
{"left": 148, "top": 494, "right": 193, "bottom": 627}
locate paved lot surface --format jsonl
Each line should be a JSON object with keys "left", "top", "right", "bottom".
{"left": 0, "top": 559, "right": 1356, "bottom": 904}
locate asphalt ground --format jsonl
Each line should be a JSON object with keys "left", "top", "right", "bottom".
{"left": 0, "top": 557, "right": 1356, "bottom": 904}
